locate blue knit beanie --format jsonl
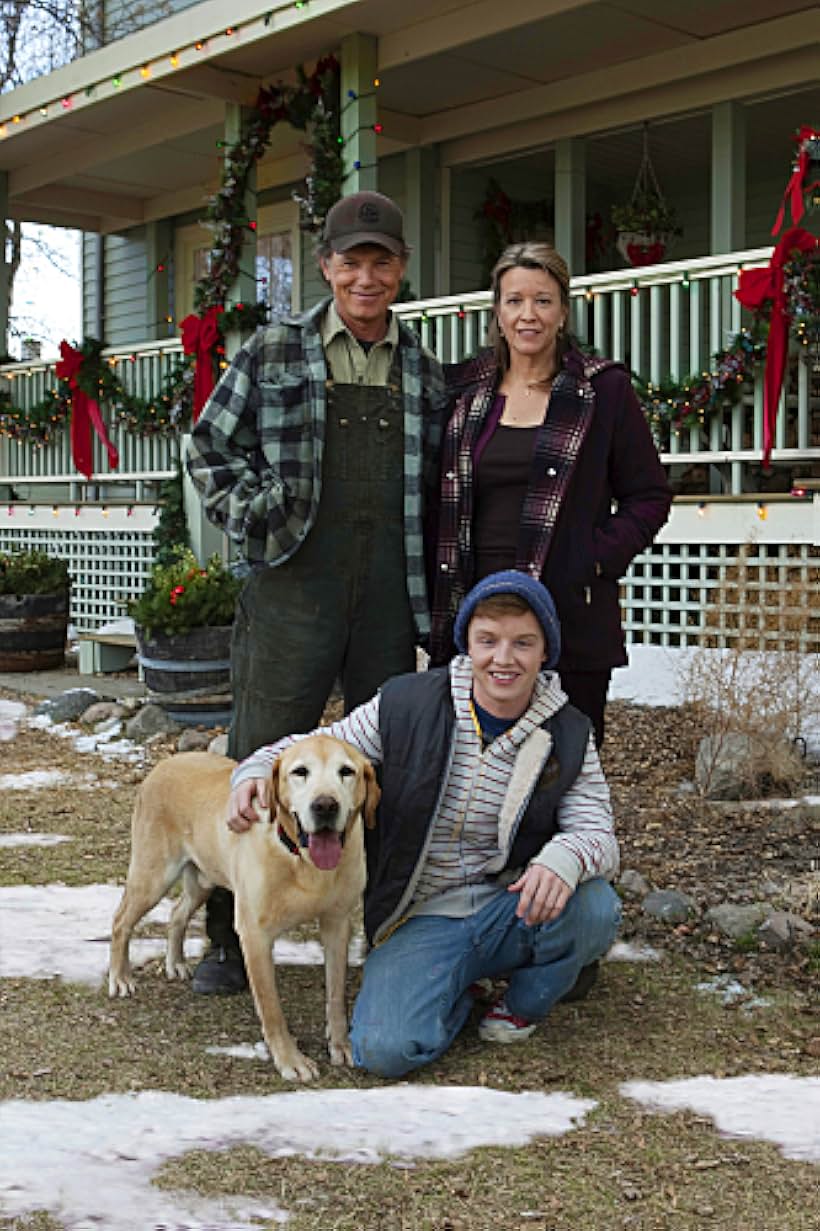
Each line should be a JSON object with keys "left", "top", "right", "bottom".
{"left": 453, "top": 570, "right": 561, "bottom": 669}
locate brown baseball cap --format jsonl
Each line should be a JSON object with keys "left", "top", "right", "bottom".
{"left": 323, "top": 190, "right": 406, "bottom": 255}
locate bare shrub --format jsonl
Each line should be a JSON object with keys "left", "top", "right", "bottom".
{"left": 680, "top": 543, "right": 820, "bottom": 798}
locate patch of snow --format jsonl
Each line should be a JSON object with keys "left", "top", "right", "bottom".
{"left": 28, "top": 714, "right": 144, "bottom": 764}
{"left": 0, "top": 884, "right": 180, "bottom": 984}
{"left": 0, "top": 1086, "right": 596, "bottom": 1230}
{"left": 0, "top": 833, "right": 71, "bottom": 848}
{"left": 604, "top": 941, "right": 662, "bottom": 963}
{"left": 0, "top": 768, "right": 106, "bottom": 791}
{"left": 621, "top": 1075, "right": 820, "bottom": 1163}
{"left": 696, "top": 974, "right": 771, "bottom": 1010}
{"left": 0, "top": 698, "right": 27, "bottom": 742}
{"left": 0, "top": 884, "right": 365, "bottom": 986}
{"left": 206, "top": 1042, "right": 271, "bottom": 1061}
{"left": 96, "top": 617, "right": 135, "bottom": 636}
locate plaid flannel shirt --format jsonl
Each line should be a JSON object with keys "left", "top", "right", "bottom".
{"left": 186, "top": 299, "right": 447, "bottom": 638}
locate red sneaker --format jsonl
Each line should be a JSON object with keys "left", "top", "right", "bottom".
{"left": 478, "top": 998, "right": 537, "bottom": 1043}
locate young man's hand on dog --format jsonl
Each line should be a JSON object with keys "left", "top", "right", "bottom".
{"left": 227, "top": 777, "right": 270, "bottom": 832}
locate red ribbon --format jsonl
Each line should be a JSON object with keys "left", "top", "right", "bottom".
{"left": 734, "top": 226, "right": 819, "bottom": 466}
{"left": 771, "top": 126, "right": 820, "bottom": 237}
{"left": 55, "top": 341, "right": 119, "bottom": 480}
{"left": 180, "top": 306, "right": 223, "bottom": 420}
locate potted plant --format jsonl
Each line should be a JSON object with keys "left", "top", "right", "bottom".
{"left": 612, "top": 123, "right": 683, "bottom": 268}
{"left": 0, "top": 549, "right": 71, "bottom": 671}
{"left": 129, "top": 547, "right": 242, "bottom": 724}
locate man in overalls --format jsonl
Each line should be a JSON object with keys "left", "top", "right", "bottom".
{"left": 185, "top": 191, "right": 447, "bottom": 994}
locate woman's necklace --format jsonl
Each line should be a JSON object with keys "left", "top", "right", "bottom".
{"left": 500, "top": 369, "right": 556, "bottom": 425}
{"left": 523, "top": 374, "right": 554, "bottom": 397}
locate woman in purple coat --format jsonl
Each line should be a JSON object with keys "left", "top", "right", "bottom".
{"left": 429, "top": 242, "right": 672, "bottom": 746}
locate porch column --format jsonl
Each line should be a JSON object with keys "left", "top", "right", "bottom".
{"left": 710, "top": 102, "right": 746, "bottom": 254}
{"left": 146, "top": 220, "right": 173, "bottom": 338}
{"left": 183, "top": 103, "right": 257, "bottom": 565}
{"left": 223, "top": 102, "right": 257, "bottom": 359}
{"left": 404, "top": 147, "right": 437, "bottom": 299}
{"left": 0, "top": 172, "right": 9, "bottom": 351}
{"left": 554, "top": 138, "right": 587, "bottom": 275}
{"left": 340, "top": 33, "right": 378, "bottom": 193}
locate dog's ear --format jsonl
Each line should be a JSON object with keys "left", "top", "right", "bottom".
{"left": 361, "top": 760, "right": 381, "bottom": 830}
{"left": 268, "top": 757, "right": 283, "bottom": 814}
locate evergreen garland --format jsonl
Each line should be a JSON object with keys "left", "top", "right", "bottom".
{"left": 195, "top": 56, "right": 342, "bottom": 313}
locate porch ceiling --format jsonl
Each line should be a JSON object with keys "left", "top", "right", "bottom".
{"left": 0, "top": 0, "right": 816, "bottom": 233}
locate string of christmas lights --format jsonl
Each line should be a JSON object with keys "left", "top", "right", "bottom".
{"left": 0, "top": 2, "right": 323, "bottom": 136}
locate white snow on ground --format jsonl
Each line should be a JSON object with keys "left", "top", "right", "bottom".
{"left": 0, "top": 768, "right": 107, "bottom": 791}
{"left": 696, "top": 974, "right": 771, "bottom": 1010}
{"left": 26, "top": 712, "right": 146, "bottom": 763}
{"left": 622, "top": 1075, "right": 820, "bottom": 1163}
{"left": 604, "top": 940, "right": 661, "bottom": 962}
{"left": 0, "top": 884, "right": 368, "bottom": 986}
{"left": 0, "top": 832, "right": 71, "bottom": 848}
{"left": 0, "top": 884, "right": 179, "bottom": 983}
{"left": 0, "top": 1086, "right": 597, "bottom": 1230}
{"left": 0, "top": 698, "right": 26, "bottom": 741}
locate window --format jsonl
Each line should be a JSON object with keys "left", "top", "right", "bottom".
{"left": 174, "top": 201, "right": 300, "bottom": 322}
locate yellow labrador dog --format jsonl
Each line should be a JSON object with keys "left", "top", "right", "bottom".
{"left": 108, "top": 736, "right": 379, "bottom": 1081}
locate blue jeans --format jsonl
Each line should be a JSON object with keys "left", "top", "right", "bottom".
{"left": 350, "top": 877, "right": 621, "bottom": 1078}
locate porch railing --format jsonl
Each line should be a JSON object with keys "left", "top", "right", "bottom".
{"left": 0, "top": 337, "right": 183, "bottom": 500}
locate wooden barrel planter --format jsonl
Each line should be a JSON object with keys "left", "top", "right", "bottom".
{"left": 0, "top": 591, "right": 69, "bottom": 671}
{"left": 135, "top": 624, "right": 233, "bottom": 727}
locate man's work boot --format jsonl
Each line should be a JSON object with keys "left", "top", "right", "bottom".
{"left": 191, "top": 944, "right": 248, "bottom": 995}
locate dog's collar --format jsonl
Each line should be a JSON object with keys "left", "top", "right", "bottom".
{"left": 276, "top": 821, "right": 307, "bottom": 858}
{"left": 276, "top": 821, "right": 347, "bottom": 858}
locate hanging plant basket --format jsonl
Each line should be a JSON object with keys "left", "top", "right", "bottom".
{"left": 612, "top": 123, "right": 682, "bottom": 269}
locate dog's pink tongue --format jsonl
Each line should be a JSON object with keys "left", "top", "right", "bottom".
{"left": 308, "top": 831, "right": 343, "bottom": 870}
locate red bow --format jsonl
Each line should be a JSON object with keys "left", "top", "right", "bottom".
{"left": 734, "top": 226, "right": 819, "bottom": 466}
{"left": 55, "top": 341, "right": 119, "bottom": 480}
{"left": 771, "top": 126, "right": 820, "bottom": 237}
{"left": 180, "top": 306, "right": 223, "bottom": 420}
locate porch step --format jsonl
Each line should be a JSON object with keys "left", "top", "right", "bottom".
{"left": 77, "top": 632, "right": 136, "bottom": 675}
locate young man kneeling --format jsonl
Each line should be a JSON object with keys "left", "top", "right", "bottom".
{"left": 228, "top": 571, "right": 621, "bottom": 1078}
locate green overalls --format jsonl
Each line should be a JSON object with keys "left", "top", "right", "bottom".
{"left": 227, "top": 360, "right": 416, "bottom": 762}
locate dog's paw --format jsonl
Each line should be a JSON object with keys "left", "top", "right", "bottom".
{"left": 273, "top": 1048, "right": 320, "bottom": 1082}
{"left": 108, "top": 971, "right": 135, "bottom": 998}
{"left": 328, "top": 1037, "right": 354, "bottom": 1067}
{"left": 165, "top": 958, "right": 190, "bottom": 981}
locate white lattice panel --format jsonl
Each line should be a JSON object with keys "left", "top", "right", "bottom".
{"left": 0, "top": 505, "right": 158, "bottom": 631}
{"left": 624, "top": 541, "right": 820, "bottom": 652}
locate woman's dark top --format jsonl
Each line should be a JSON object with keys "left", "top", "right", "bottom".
{"left": 474, "top": 417, "right": 539, "bottom": 579}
